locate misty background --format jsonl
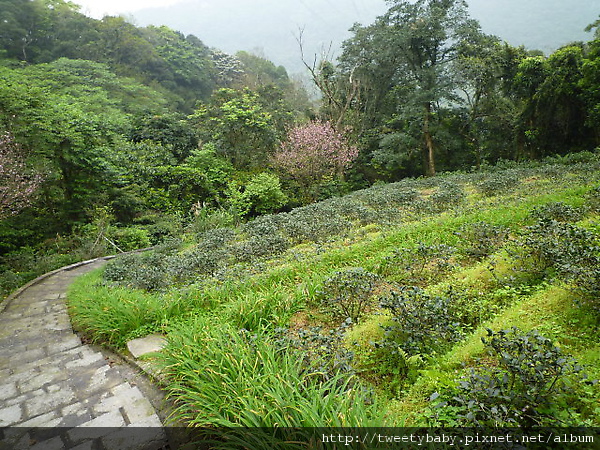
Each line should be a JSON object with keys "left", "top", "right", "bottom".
{"left": 125, "top": 0, "right": 600, "bottom": 75}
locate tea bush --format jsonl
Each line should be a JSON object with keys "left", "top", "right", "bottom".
{"left": 528, "top": 201, "right": 584, "bottom": 223}
{"left": 517, "top": 219, "right": 600, "bottom": 304}
{"left": 430, "top": 328, "right": 588, "bottom": 427}
{"left": 103, "top": 251, "right": 171, "bottom": 291}
{"left": 455, "top": 221, "right": 509, "bottom": 260}
{"left": 316, "top": 267, "right": 379, "bottom": 322}
{"left": 476, "top": 171, "right": 520, "bottom": 197}
{"left": 428, "top": 181, "right": 466, "bottom": 211}
{"left": 586, "top": 185, "right": 600, "bottom": 212}
{"left": 279, "top": 321, "right": 356, "bottom": 381}
{"left": 379, "top": 243, "right": 457, "bottom": 283}
{"left": 377, "top": 287, "right": 463, "bottom": 357}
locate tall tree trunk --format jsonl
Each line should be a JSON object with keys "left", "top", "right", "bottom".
{"left": 423, "top": 103, "right": 436, "bottom": 177}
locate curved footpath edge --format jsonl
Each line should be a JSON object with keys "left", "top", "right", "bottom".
{"left": 0, "top": 251, "right": 173, "bottom": 450}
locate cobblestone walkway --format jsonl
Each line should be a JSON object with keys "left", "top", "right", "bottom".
{"left": 0, "top": 261, "right": 168, "bottom": 450}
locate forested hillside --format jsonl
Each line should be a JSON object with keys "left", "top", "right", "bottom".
{"left": 2, "top": 0, "right": 600, "bottom": 442}
{"left": 1, "top": 0, "right": 600, "bottom": 297}
{"left": 130, "top": 0, "right": 600, "bottom": 74}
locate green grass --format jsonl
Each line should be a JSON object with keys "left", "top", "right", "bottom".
{"left": 67, "top": 155, "right": 600, "bottom": 430}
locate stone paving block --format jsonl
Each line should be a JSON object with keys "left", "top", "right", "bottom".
{"left": 127, "top": 335, "right": 166, "bottom": 358}
{"left": 2, "top": 388, "right": 44, "bottom": 408}
{"left": 43, "top": 334, "right": 81, "bottom": 355}
{"left": 68, "top": 411, "right": 126, "bottom": 443}
{"left": 64, "top": 350, "right": 104, "bottom": 369}
{"left": 8, "top": 348, "right": 46, "bottom": 366}
{"left": 80, "top": 365, "right": 124, "bottom": 395}
{"left": 24, "top": 386, "right": 75, "bottom": 419}
{"left": 15, "top": 410, "right": 60, "bottom": 428}
{"left": 122, "top": 397, "right": 156, "bottom": 424}
{"left": 19, "top": 367, "right": 67, "bottom": 393}
{"left": 102, "top": 423, "right": 166, "bottom": 450}
{"left": 0, "top": 404, "right": 23, "bottom": 426}
{"left": 9, "top": 363, "right": 42, "bottom": 378}
{"left": 111, "top": 383, "right": 145, "bottom": 402}
{"left": 61, "top": 402, "right": 89, "bottom": 418}
{"left": 0, "top": 382, "right": 18, "bottom": 401}
{"left": 13, "top": 350, "right": 78, "bottom": 376}
{"left": 2, "top": 430, "right": 32, "bottom": 450}
{"left": 30, "top": 436, "right": 66, "bottom": 450}
{"left": 69, "top": 441, "right": 93, "bottom": 450}
{"left": 0, "top": 342, "right": 29, "bottom": 358}
{"left": 92, "top": 387, "right": 127, "bottom": 416}
{"left": 58, "top": 411, "right": 93, "bottom": 428}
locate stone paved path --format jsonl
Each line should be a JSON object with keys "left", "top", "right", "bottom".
{"left": 0, "top": 260, "right": 169, "bottom": 450}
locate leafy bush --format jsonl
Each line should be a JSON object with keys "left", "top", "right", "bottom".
{"left": 431, "top": 328, "right": 588, "bottom": 427}
{"left": 227, "top": 172, "right": 288, "bottom": 217}
{"left": 103, "top": 251, "right": 171, "bottom": 291}
{"left": 379, "top": 243, "right": 457, "bottom": 283}
{"left": 586, "top": 185, "right": 600, "bottom": 212}
{"left": 528, "top": 201, "right": 584, "bottom": 223}
{"left": 429, "top": 181, "right": 466, "bottom": 211}
{"left": 317, "top": 267, "right": 379, "bottom": 322}
{"left": 517, "top": 219, "right": 600, "bottom": 304}
{"left": 455, "top": 221, "right": 509, "bottom": 260}
{"left": 189, "top": 205, "right": 237, "bottom": 235}
{"left": 278, "top": 321, "right": 356, "bottom": 381}
{"left": 377, "top": 287, "right": 463, "bottom": 356}
{"left": 109, "top": 226, "right": 151, "bottom": 252}
{"left": 476, "top": 171, "right": 520, "bottom": 197}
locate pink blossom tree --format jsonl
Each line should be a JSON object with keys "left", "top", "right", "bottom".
{"left": 273, "top": 121, "right": 358, "bottom": 200}
{"left": 0, "top": 132, "right": 44, "bottom": 220}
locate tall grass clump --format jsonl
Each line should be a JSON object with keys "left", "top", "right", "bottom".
{"left": 160, "top": 318, "right": 382, "bottom": 447}
{"left": 67, "top": 270, "right": 184, "bottom": 348}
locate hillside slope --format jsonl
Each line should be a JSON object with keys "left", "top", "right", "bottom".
{"left": 68, "top": 153, "right": 600, "bottom": 440}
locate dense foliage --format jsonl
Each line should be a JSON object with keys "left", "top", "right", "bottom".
{"left": 1, "top": 0, "right": 600, "bottom": 440}
{"left": 68, "top": 154, "right": 600, "bottom": 436}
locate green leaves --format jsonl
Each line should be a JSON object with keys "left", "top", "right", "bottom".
{"left": 435, "top": 327, "right": 586, "bottom": 427}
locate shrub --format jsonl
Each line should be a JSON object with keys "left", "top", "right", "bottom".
{"left": 227, "top": 172, "right": 288, "bottom": 217}
{"left": 377, "top": 287, "right": 463, "bottom": 357}
{"left": 103, "top": 251, "right": 170, "bottom": 291}
{"left": 429, "top": 181, "right": 465, "bottom": 211}
{"left": 431, "top": 328, "right": 587, "bottom": 427}
{"left": 189, "top": 205, "right": 237, "bottom": 235}
{"left": 455, "top": 221, "right": 509, "bottom": 260}
{"left": 230, "top": 218, "right": 289, "bottom": 261}
{"left": 108, "top": 226, "right": 151, "bottom": 252}
{"left": 517, "top": 219, "right": 600, "bottom": 304}
{"left": 278, "top": 322, "right": 356, "bottom": 380}
{"left": 586, "top": 185, "right": 600, "bottom": 212}
{"left": 528, "top": 201, "right": 584, "bottom": 223}
{"left": 317, "top": 267, "right": 379, "bottom": 322}
{"left": 476, "top": 171, "right": 520, "bottom": 197}
{"left": 379, "top": 243, "right": 457, "bottom": 283}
